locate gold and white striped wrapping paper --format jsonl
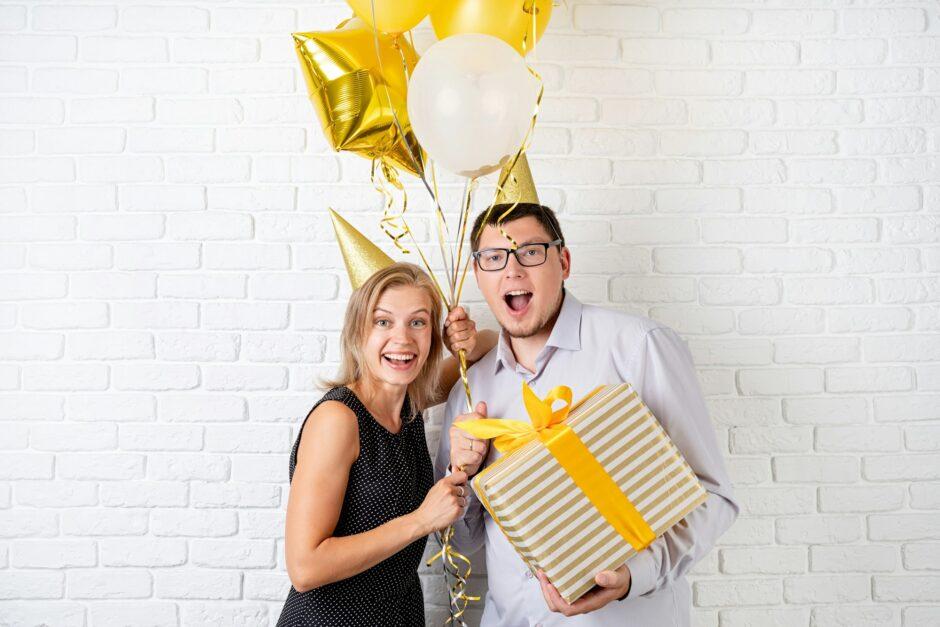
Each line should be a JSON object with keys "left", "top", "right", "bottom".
{"left": 471, "top": 382, "right": 708, "bottom": 603}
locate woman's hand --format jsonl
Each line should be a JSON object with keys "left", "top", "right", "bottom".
{"left": 443, "top": 306, "right": 478, "bottom": 359}
{"left": 413, "top": 471, "right": 469, "bottom": 534}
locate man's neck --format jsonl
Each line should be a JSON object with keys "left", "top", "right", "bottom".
{"left": 507, "top": 295, "right": 565, "bottom": 374}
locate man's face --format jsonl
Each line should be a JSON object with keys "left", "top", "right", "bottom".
{"left": 473, "top": 216, "right": 571, "bottom": 339}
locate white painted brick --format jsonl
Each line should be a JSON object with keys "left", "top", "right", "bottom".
{"left": 826, "top": 367, "right": 912, "bottom": 393}
{"left": 0, "top": 5, "right": 26, "bottom": 30}
{"left": 174, "top": 37, "right": 258, "bottom": 63}
{"left": 248, "top": 272, "right": 337, "bottom": 301}
{"left": 720, "top": 608, "right": 809, "bottom": 627}
{"left": 573, "top": 5, "right": 657, "bottom": 33}
{"left": 571, "top": 128, "right": 654, "bottom": 157}
{"left": 839, "top": 68, "right": 922, "bottom": 95}
{"left": 61, "top": 508, "right": 148, "bottom": 536}
{"left": 1, "top": 215, "right": 75, "bottom": 241}
{"left": 0, "top": 97, "right": 64, "bottom": 124}
{"left": 610, "top": 276, "right": 695, "bottom": 303}
{"left": 212, "top": 7, "right": 296, "bottom": 32}
{"left": 67, "top": 568, "right": 151, "bottom": 599}
{"left": 601, "top": 98, "right": 685, "bottom": 126}
{"left": 0, "top": 331, "right": 63, "bottom": 360}
{"left": 883, "top": 216, "right": 940, "bottom": 243}
{"left": 0, "top": 571, "right": 64, "bottom": 600}
{"left": 752, "top": 130, "right": 836, "bottom": 156}
{"left": 0, "top": 422, "right": 27, "bottom": 448}
{"left": 830, "top": 307, "right": 913, "bottom": 333}
{"left": 694, "top": 577, "right": 780, "bottom": 607}
{"left": 0, "top": 187, "right": 28, "bottom": 212}
{"left": 720, "top": 547, "right": 806, "bottom": 575}
{"left": 23, "top": 363, "right": 109, "bottom": 391}
{"left": 843, "top": 9, "right": 926, "bottom": 35}
{"left": 244, "top": 572, "right": 288, "bottom": 601}
{"left": 122, "top": 67, "right": 207, "bottom": 94}
{"left": 100, "top": 538, "right": 186, "bottom": 567}
{"left": 784, "top": 574, "right": 869, "bottom": 603}
{"left": 78, "top": 157, "right": 163, "bottom": 184}
{"left": 243, "top": 333, "right": 325, "bottom": 363}
{"left": 158, "top": 394, "right": 246, "bottom": 423}
{"left": 731, "top": 426, "right": 812, "bottom": 454}
{"left": 687, "top": 339, "right": 772, "bottom": 366}
{"left": 165, "top": 211, "right": 252, "bottom": 239}
{"left": 99, "top": 481, "right": 187, "bottom": 508}
{"left": 652, "top": 247, "right": 740, "bottom": 274}
{"left": 0, "top": 157, "right": 75, "bottom": 183}
{"left": 218, "top": 127, "right": 305, "bottom": 153}
{"left": 804, "top": 38, "right": 888, "bottom": 65}
{"left": 33, "top": 68, "right": 118, "bottom": 95}
{"left": 178, "top": 603, "right": 269, "bottom": 625}
{"left": 81, "top": 36, "right": 168, "bottom": 62}
{"left": 69, "top": 331, "right": 154, "bottom": 361}
{"left": 165, "top": 156, "right": 250, "bottom": 184}
{"left": 31, "top": 423, "right": 116, "bottom": 451}
{"left": 818, "top": 485, "right": 905, "bottom": 513}
{"left": 777, "top": 515, "right": 861, "bottom": 545}
{"left": 202, "top": 365, "right": 287, "bottom": 392}
{"left": 703, "top": 159, "right": 785, "bottom": 185}
{"left": 774, "top": 337, "right": 860, "bottom": 364}
{"left": 738, "top": 308, "right": 825, "bottom": 336}
{"left": 57, "top": 453, "right": 144, "bottom": 480}
{"left": 151, "top": 509, "right": 236, "bottom": 537}
{"left": 203, "top": 302, "right": 289, "bottom": 330}
{"left": 128, "top": 128, "right": 214, "bottom": 154}
{"left": 158, "top": 274, "right": 246, "bottom": 299}
{"left": 14, "top": 480, "right": 97, "bottom": 507}
{"left": 738, "top": 368, "right": 823, "bottom": 396}
{"left": 0, "top": 34, "right": 76, "bottom": 61}
{"left": 906, "top": 424, "right": 940, "bottom": 451}
{"left": 231, "top": 454, "right": 285, "bottom": 484}
{"left": 0, "top": 273, "right": 67, "bottom": 300}
{"left": 874, "top": 575, "right": 940, "bottom": 602}
{"left": 747, "top": 70, "right": 834, "bottom": 96}
{"left": 191, "top": 539, "right": 275, "bottom": 568}
{"left": 113, "top": 364, "right": 199, "bottom": 391}
{"left": 783, "top": 397, "right": 869, "bottom": 425}
{"left": 689, "top": 99, "right": 774, "bottom": 128}
{"left": 903, "top": 607, "right": 940, "bottom": 627}
{"left": 751, "top": 10, "right": 835, "bottom": 36}
{"left": 119, "top": 424, "right": 203, "bottom": 451}
{"left": 115, "top": 242, "right": 200, "bottom": 271}
{"left": 210, "top": 68, "right": 293, "bottom": 94}
{"left": 567, "top": 67, "right": 651, "bottom": 96}
{"left": 864, "top": 454, "right": 940, "bottom": 481}
{"left": 903, "top": 543, "right": 940, "bottom": 570}
{"left": 0, "top": 394, "right": 64, "bottom": 422}
{"left": 75, "top": 394, "right": 152, "bottom": 429}
{"left": 70, "top": 272, "right": 157, "bottom": 300}
{"left": 156, "top": 332, "right": 239, "bottom": 362}
{"left": 122, "top": 6, "right": 208, "bottom": 32}
{"left": 154, "top": 569, "right": 241, "bottom": 600}
{"left": 70, "top": 96, "right": 153, "bottom": 123}
{"left": 773, "top": 455, "right": 859, "bottom": 483}
{"left": 210, "top": 185, "right": 294, "bottom": 211}
{"left": 655, "top": 70, "right": 742, "bottom": 96}
{"left": 203, "top": 243, "right": 290, "bottom": 270}
{"left": 869, "top": 513, "right": 940, "bottom": 541}
{"left": 32, "top": 185, "right": 117, "bottom": 213}
{"left": 112, "top": 302, "right": 198, "bottom": 330}
{"left": 191, "top": 481, "right": 278, "bottom": 508}
{"left": 662, "top": 9, "right": 748, "bottom": 35}
{"left": 157, "top": 97, "right": 243, "bottom": 124}
{"left": 715, "top": 41, "right": 799, "bottom": 66}
{"left": 0, "top": 128, "right": 33, "bottom": 154}
{"left": 867, "top": 336, "right": 940, "bottom": 364}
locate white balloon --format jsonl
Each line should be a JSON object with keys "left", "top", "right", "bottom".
{"left": 407, "top": 33, "right": 540, "bottom": 179}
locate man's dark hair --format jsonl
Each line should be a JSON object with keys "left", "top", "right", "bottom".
{"left": 469, "top": 203, "right": 566, "bottom": 252}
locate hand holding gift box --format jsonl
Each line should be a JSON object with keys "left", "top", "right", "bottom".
{"left": 457, "top": 381, "right": 709, "bottom": 605}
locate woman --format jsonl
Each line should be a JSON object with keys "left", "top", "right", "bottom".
{"left": 278, "top": 262, "right": 496, "bottom": 626}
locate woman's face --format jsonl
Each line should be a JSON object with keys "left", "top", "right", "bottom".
{"left": 361, "top": 285, "right": 434, "bottom": 389}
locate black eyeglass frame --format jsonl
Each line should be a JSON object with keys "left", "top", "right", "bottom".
{"left": 471, "top": 239, "right": 564, "bottom": 272}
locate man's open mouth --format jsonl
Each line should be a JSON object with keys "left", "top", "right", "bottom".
{"left": 504, "top": 290, "right": 533, "bottom": 313}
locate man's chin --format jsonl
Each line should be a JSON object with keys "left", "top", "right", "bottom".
{"left": 499, "top": 315, "right": 544, "bottom": 339}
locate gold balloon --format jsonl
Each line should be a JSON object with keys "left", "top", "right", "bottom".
{"left": 347, "top": 0, "right": 440, "bottom": 34}
{"left": 330, "top": 208, "right": 395, "bottom": 290}
{"left": 293, "top": 18, "right": 424, "bottom": 178}
{"left": 431, "top": 0, "right": 552, "bottom": 56}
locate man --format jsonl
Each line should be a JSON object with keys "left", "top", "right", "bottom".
{"left": 435, "top": 203, "right": 739, "bottom": 626}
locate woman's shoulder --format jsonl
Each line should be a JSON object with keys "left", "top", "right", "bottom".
{"left": 297, "top": 388, "right": 360, "bottom": 454}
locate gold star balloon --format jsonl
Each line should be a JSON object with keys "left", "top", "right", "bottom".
{"left": 294, "top": 18, "right": 424, "bottom": 178}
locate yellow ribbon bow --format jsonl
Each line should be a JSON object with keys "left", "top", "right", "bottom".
{"left": 458, "top": 382, "right": 657, "bottom": 553}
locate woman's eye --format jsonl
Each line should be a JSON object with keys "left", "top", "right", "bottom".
{"left": 375, "top": 319, "right": 390, "bottom": 327}
{"left": 411, "top": 319, "right": 427, "bottom": 328}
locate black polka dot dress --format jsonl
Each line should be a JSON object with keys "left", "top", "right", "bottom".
{"left": 277, "top": 386, "right": 434, "bottom": 627}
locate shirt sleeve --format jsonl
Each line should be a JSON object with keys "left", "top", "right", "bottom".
{"left": 434, "top": 384, "right": 487, "bottom": 556}
{"left": 615, "top": 326, "right": 740, "bottom": 599}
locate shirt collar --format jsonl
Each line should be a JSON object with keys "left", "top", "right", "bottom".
{"left": 494, "top": 290, "right": 583, "bottom": 375}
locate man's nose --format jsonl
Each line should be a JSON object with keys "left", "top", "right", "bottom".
{"left": 503, "top": 251, "right": 526, "bottom": 277}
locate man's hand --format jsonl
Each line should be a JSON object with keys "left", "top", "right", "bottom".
{"left": 536, "top": 565, "right": 631, "bottom": 617}
{"left": 443, "top": 306, "right": 478, "bottom": 359}
{"left": 449, "top": 401, "right": 490, "bottom": 477}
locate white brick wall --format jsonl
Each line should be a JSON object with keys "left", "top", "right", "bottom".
{"left": 1, "top": 1, "right": 938, "bottom": 625}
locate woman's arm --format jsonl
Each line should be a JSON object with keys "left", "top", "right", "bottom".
{"left": 434, "top": 306, "right": 498, "bottom": 406}
{"left": 285, "top": 401, "right": 433, "bottom": 592}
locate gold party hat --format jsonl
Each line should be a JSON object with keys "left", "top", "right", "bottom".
{"left": 494, "top": 153, "right": 540, "bottom": 205}
{"left": 329, "top": 208, "right": 395, "bottom": 290}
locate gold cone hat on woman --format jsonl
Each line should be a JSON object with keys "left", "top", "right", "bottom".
{"left": 329, "top": 208, "right": 394, "bottom": 290}
{"left": 494, "top": 153, "right": 540, "bottom": 205}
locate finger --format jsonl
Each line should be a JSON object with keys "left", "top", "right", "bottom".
{"left": 445, "top": 470, "right": 468, "bottom": 485}
{"left": 446, "top": 306, "right": 467, "bottom": 323}
{"left": 536, "top": 571, "right": 557, "bottom": 612}
{"left": 595, "top": 569, "right": 626, "bottom": 589}
{"left": 475, "top": 401, "right": 487, "bottom": 417}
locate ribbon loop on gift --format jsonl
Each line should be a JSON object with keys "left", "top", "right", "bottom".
{"left": 458, "top": 382, "right": 657, "bottom": 552}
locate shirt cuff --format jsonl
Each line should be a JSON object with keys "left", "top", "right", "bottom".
{"left": 624, "top": 549, "right": 657, "bottom": 599}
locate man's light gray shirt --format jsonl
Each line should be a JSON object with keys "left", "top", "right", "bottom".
{"left": 435, "top": 292, "right": 739, "bottom": 627}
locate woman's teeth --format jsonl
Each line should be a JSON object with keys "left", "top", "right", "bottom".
{"left": 383, "top": 353, "right": 415, "bottom": 363}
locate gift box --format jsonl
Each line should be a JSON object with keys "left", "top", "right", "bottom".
{"left": 465, "top": 382, "right": 708, "bottom": 603}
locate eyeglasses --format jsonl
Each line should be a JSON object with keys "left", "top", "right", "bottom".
{"left": 472, "top": 239, "right": 563, "bottom": 272}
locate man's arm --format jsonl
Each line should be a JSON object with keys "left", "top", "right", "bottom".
{"left": 433, "top": 385, "right": 488, "bottom": 556}
{"left": 618, "top": 326, "right": 740, "bottom": 599}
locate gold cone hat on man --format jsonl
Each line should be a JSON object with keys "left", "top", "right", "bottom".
{"left": 329, "top": 208, "right": 395, "bottom": 290}
{"left": 494, "top": 153, "right": 540, "bottom": 205}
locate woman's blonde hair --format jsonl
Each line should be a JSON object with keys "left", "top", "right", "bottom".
{"left": 323, "top": 262, "right": 443, "bottom": 417}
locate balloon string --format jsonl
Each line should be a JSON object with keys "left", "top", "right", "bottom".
{"left": 472, "top": 18, "right": 545, "bottom": 250}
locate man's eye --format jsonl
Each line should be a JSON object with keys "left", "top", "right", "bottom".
{"left": 486, "top": 253, "right": 502, "bottom": 263}
{"left": 523, "top": 247, "right": 539, "bottom": 256}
